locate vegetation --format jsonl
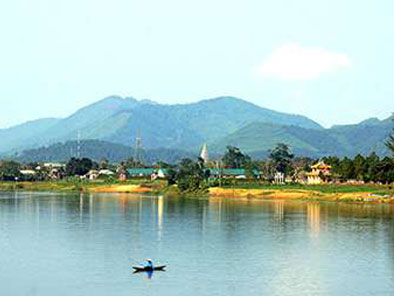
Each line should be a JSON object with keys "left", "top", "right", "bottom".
{"left": 221, "top": 146, "right": 251, "bottom": 168}
{"left": 1, "top": 129, "right": 394, "bottom": 201}
{"left": 0, "top": 96, "right": 320, "bottom": 154}
{"left": 0, "top": 160, "right": 21, "bottom": 181}
{"left": 219, "top": 183, "right": 392, "bottom": 195}
{"left": 321, "top": 153, "right": 394, "bottom": 184}
{"left": 65, "top": 158, "right": 94, "bottom": 176}
{"left": 210, "top": 116, "right": 393, "bottom": 158}
{"left": 169, "top": 158, "right": 209, "bottom": 194}
{"left": 269, "top": 143, "right": 294, "bottom": 175}
{"left": 2, "top": 99, "right": 393, "bottom": 162}
{"left": 16, "top": 140, "right": 195, "bottom": 164}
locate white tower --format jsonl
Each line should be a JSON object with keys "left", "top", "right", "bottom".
{"left": 200, "top": 143, "right": 208, "bottom": 163}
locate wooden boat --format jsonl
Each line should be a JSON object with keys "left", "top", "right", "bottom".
{"left": 132, "top": 265, "right": 166, "bottom": 272}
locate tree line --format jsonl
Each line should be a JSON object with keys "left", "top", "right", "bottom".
{"left": 2, "top": 119, "right": 394, "bottom": 187}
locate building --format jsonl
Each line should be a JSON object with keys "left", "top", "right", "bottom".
{"left": 127, "top": 168, "right": 155, "bottom": 178}
{"left": 86, "top": 170, "right": 99, "bottom": 180}
{"left": 151, "top": 168, "right": 169, "bottom": 181}
{"left": 307, "top": 161, "right": 331, "bottom": 184}
{"left": 200, "top": 144, "right": 208, "bottom": 163}
{"left": 274, "top": 172, "right": 285, "bottom": 184}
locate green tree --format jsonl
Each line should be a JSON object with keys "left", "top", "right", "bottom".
{"left": 65, "top": 158, "right": 93, "bottom": 176}
{"left": 174, "top": 158, "right": 207, "bottom": 192}
{"left": 269, "top": 143, "right": 294, "bottom": 175}
{"left": 376, "top": 157, "right": 394, "bottom": 184}
{"left": 322, "top": 156, "right": 341, "bottom": 180}
{"left": 221, "top": 146, "right": 251, "bottom": 169}
{"left": 258, "top": 159, "right": 276, "bottom": 182}
{"left": 244, "top": 160, "right": 260, "bottom": 180}
{"left": 0, "top": 160, "right": 21, "bottom": 180}
{"left": 353, "top": 154, "right": 366, "bottom": 181}
{"left": 339, "top": 157, "right": 355, "bottom": 180}
{"left": 364, "top": 152, "right": 380, "bottom": 182}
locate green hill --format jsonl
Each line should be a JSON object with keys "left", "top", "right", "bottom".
{"left": 0, "top": 95, "right": 322, "bottom": 153}
{"left": 14, "top": 140, "right": 196, "bottom": 164}
{"left": 211, "top": 117, "right": 394, "bottom": 157}
{"left": 0, "top": 95, "right": 392, "bottom": 158}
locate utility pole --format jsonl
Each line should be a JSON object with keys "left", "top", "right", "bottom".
{"left": 134, "top": 129, "right": 143, "bottom": 165}
{"left": 77, "top": 131, "right": 81, "bottom": 159}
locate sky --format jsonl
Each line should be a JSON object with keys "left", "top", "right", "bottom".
{"left": 0, "top": 0, "right": 393, "bottom": 128}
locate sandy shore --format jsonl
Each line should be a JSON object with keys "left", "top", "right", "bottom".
{"left": 90, "top": 184, "right": 152, "bottom": 193}
{"left": 208, "top": 187, "right": 394, "bottom": 203}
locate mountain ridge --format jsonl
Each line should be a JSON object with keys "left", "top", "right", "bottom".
{"left": 0, "top": 95, "right": 392, "bottom": 158}
{"left": 0, "top": 95, "right": 322, "bottom": 153}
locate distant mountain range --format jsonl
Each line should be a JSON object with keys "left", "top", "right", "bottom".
{"left": 0, "top": 95, "right": 393, "bottom": 161}
{"left": 211, "top": 118, "right": 393, "bottom": 158}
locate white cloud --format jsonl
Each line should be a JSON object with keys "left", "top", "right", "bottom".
{"left": 257, "top": 43, "right": 352, "bottom": 80}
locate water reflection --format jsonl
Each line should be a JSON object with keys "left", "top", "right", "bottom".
{"left": 157, "top": 195, "right": 164, "bottom": 228}
{"left": 273, "top": 200, "right": 284, "bottom": 223}
{"left": 307, "top": 203, "right": 321, "bottom": 236}
{"left": 1, "top": 193, "right": 394, "bottom": 295}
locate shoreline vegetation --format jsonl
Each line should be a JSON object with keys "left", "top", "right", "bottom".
{"left": 2, "top": 140, "right": 394, "bottom": 204}
{"left": 1, "top": 181, "right": 393, "bottom": 203}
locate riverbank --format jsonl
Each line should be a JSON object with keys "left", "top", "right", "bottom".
{"left": 1, "top": 181, "right": 393, "bottom": 203}
{"left": 0, "top": 181, "right": 156, "bottom": 194}
{"left": 209, "top": 184, "right": 394, "bottom": 203}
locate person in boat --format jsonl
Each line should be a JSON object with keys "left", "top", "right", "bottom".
{"left": 143, "top": 259, "right": 153, "bottom": 269}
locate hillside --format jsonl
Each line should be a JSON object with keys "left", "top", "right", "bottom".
{"left": 0, "top": 95, "right": 392, "bottom": 158}
{"left": 211, "top": 116, "right": 394, "bottom": 157}
{"left": 14, "top": 140, "right": 196, "bottom": 164}
{"left": 0, "top": 95, "right": 322, "bottom": 153}
{"left": 0, "top": 118, "right": 61, "bottom": 153}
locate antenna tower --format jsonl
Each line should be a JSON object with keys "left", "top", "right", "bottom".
{"left": 134, "top": 129, "right": 143, "bottom": 164}
{"left": 77, "top": 131, "right": 81, "bottom": 158}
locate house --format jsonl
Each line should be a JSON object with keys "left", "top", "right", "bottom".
{"left": 156, "top": 168, "right": 169, "bottom": 178}
{"left": 20, "top": 169, "right": 36, "bottom": 176}
{"left": 86, "top": 170, "right": 99, "bottom": 180}
{"left": 48, "top": 168, "right": 63, "bottom": 180}
{"left": 207, "top": 168, "right": 246, "bottom": 179}
{"left": 118, "top": 172, "right": 127, "bottom": 182}
{"left": 98, "top": 169, "right": 115, "bottom": 177}
{"left": 43, "top": 163, "right": 65, "bottom": 169}
{"left": 307, "top": 161, "right": 331, "bottom": 184}
{"left": 19, "top": 169, "right": 37, "bottom": 181}
{"left": 151, "top": 168, "right": 170, "bottom": 181}
{"left": 127, "top": 168, "right": 155, "bottom": 178}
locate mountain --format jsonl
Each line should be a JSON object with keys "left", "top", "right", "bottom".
{"left": 0, "top": 95, "right": 322, "bottom": 153}
{"left": 15, "top": 140, "right": 196, "bottom": 164}
{"left": 211, "top": 116, "right": 394, "bottom": 158}
{"left": 0, "top": 95, "right": 392, "bottom": 159}
{"left": 0, "top": 118, "right": 61, "bottom": 153}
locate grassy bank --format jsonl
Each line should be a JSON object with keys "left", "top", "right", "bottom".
{"left": 2, "top": 180, "right": 394, "bottom": 203}
{"left": 209, "top": 183, "right": 394, "bottom": 203}
{"left": 0, "top": 179, "right": 159, "bottom": 194}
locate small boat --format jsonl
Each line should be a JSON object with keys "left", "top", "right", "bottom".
{"left": 132, "top": 265, "right": 166, "bottom": 272}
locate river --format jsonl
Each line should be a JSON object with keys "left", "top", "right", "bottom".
{"left": 0, "top": 192, "right": 393, "bottom": 295}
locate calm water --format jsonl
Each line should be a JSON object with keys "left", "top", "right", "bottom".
{"left": 0, "top": 192, "right": 394, "bottom": 296}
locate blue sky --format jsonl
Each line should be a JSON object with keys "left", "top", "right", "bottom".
{"left": 0, "top": 0, "right": 393, "bottom": 128}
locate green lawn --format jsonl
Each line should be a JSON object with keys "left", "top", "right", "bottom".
{"left": 0, "top": 178, "right": 153, "bottom": 192}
